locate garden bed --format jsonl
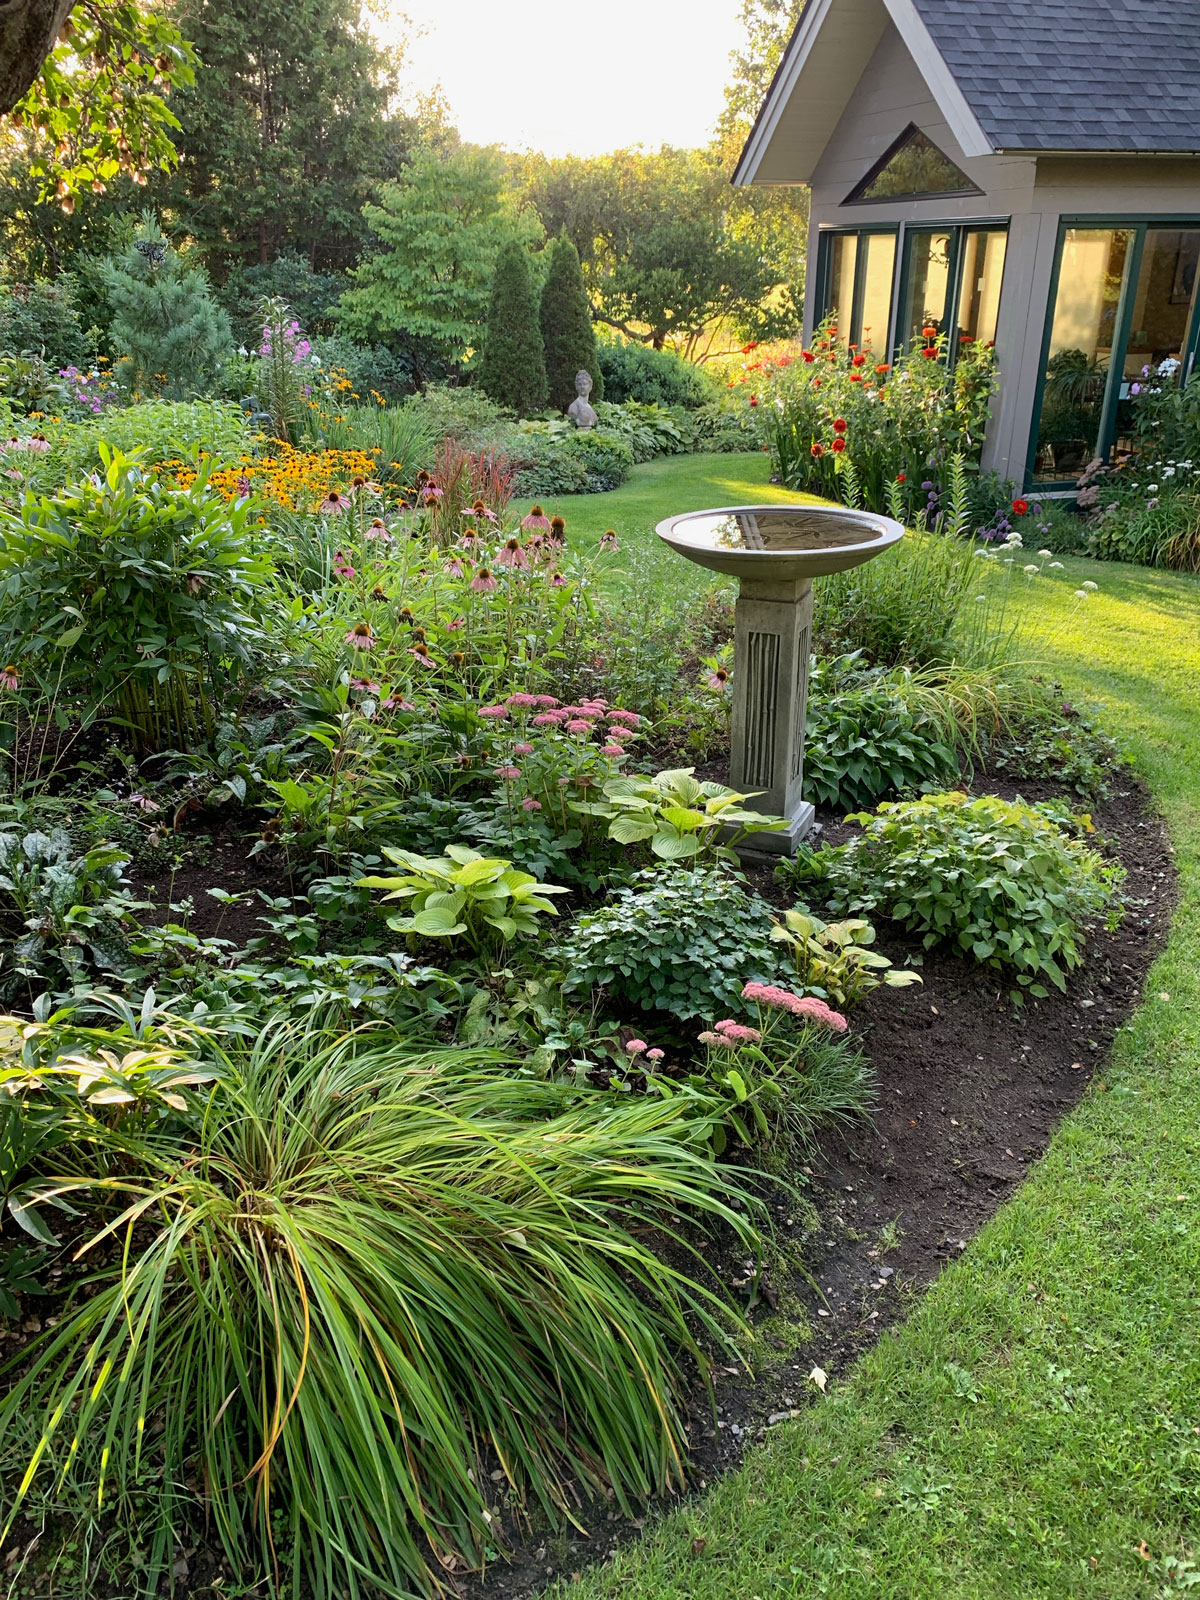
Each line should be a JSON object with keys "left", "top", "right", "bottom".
{"left": 468, "top": 771, "right": 1174, "bottom": 1598}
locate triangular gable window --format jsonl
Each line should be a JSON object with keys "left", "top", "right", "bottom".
{"left": 845, "top": 123, "right": 982, "bottom": 205}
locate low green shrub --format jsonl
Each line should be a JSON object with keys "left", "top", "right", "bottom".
{"left": 401, "top": 383, "right": 514, "bottom": 450}
{"left": 803, "top": 657, "right": 959, "bottom": 810}
{"left": 559, "top": 866, "right": 779, "bottom": 1022}
{"left": 982, "top": 688, "right": 1126, "bottom": 797}
{"left": 0, "top": 1026, "right": 759, "bottom": 1597}
{"left": 59, "top": 399, "right": 252, "bottom": 480}
{"left": 785, "top": 791, "right": 1123, "bottom": 994}
{"left": 513, "top": 430, "right": 634, "bottom": 496}
{"left": 595, "top": 336, "right": 714, "bottom": 408}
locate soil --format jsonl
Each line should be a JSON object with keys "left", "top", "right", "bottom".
{"left": 0, "top": 773, "right": 1175, "bottom": 1599}
{"left": 469, "top": 770, "right": 1176, "bottom": 1598}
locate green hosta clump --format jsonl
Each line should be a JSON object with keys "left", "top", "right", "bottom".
{"left": 770, "top": 909, "right": 922, "bottom": 1007}
{"left": 788, "top": 791, "right": 1123, "bottom": 995}
{"left": 0, "top": 448, "right": 271, "bottom": 754}
{"left": 575, "top": 768, "right": 785, "bottom": 864}
{"left": 361, "top": 844, "right": 568, "bottom": 955}
{"left": 558, "top": 867, "right": 779, "bottom": 1022}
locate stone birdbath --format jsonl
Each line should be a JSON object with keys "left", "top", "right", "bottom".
{"left": 656, "top": 504, "right": 904, "bottom": 855}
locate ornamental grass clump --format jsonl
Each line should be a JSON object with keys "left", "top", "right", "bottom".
{"left": 787, "top": 791, "right": 1124, "bottom": 995}
{"left": 0, "top": 1025, "right": 761, "bottom": 1598}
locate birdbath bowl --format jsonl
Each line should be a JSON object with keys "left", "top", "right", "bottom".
{"left": 656, "top": 504, "right": 905, "bottom": 855}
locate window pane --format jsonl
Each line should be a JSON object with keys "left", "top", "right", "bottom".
{"left": 955, "top": 229, "right": 1007, "bottom": 348}
{"left": 858, "top": 233, "right": 896, "bottom": 360}
{"left": 1034, "top": 227, "right": 1134, "bottom": 480}
{"left": 1111, "top": 228, "right": 1200, "bottom": 454}
{"left": 824, "top": 234, "right": 857, "bottom": 343}
{"left": 899, "top": 231, "right": 952, "bottom": 350}
{"left": 848, "top": 126, "right": 980, "bottom": 203}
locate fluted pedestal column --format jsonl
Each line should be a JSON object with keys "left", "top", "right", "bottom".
{"left": 729, "top": 575, "right": 815, "bottom": 856}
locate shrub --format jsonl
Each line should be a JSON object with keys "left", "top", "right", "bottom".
{"left": 0, "top": 1027, "right": 758, "bottom": 1597}
{"left": 541, "top": 236, "right": 602, "bottom": 412}
{"left": 513, "top": 429, "right": 633, "bottom": 497}
{"left": 596, "top": 335, "right": 714, "bottom": 408}
{"left": 787, "top": 791, "right": 1123, "bottom": 994}
{"left": 307, "top": 334, "right": 417, "bottom": 402}
{"left": 594, "top": 400, "right": 698, "bottom": 461}
{"left": 803, "top": 657, "right": 959, "bottom": 809}
{"left": 478, "top": 243, "right": 548, "bottom": 417}
{"left": 402, "top": 382, "right": 514, "bottom": 450}
{"left": 0, "top": 450, "right": 271, "bottom": 753}
{"left": 559, "top": 866, "right": 780, "bottom": 1021}
{"left": 0, "top": 276, "right": 90, "bottom": 372}
{"left": 59, "top": 399, "right": 251, "bottom": 481}
{"left": 100, "top": 215, "right": 232, "bottom": 400}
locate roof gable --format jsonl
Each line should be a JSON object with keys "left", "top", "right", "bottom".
{"left": 735, "top": 0, "right": 1200, "bottom": 186}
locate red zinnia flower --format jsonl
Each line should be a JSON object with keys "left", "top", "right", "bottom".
{"left": 832, "top": 417, "right": 847, "bottom": 433}
{"left": 876, "top": 363, "right": 890, "bottom": 375}
{"left": 922, "top": 347, "right": 938, "bottom": 359}
{"left": 848, "top": 374, "right": 862, "bottom": 383}
{"left": 831, "top": 437, "right": 846, "bottom": 453}
{"left": 802, "top": 350, "right": 815, "bottom": 363}
{"left": 749, "top": 394, "right": 759, "bottom": 406}
{"left": 851, "top": 354, "right": 866, "bottom": 367}
{"left": 922, "top": 324, "right": 938, "bottom": 338}
{"left": 1012, "top": 498, "right": 1029, "bottom": 515}
{"left": 896, "top": 472, "right": 906, "bottom": 483}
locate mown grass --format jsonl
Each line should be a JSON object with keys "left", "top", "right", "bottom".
{"left": 546, "top": 483, "right": 1200, "bottom": 1596}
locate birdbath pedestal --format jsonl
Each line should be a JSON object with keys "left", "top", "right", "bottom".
{"left": 655, "top": 505, "right": 904, "bottom": 856}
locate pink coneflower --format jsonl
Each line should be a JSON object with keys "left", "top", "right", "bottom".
{"left": 514, "top": 742, "right": 534, "bottom": 755}
{"left": 522, "top": 505, "right": 552, "bottom": 532}
{"left": 27, "top": 434, "right": 49, "bottom": 452}
{"left": 521, "top": 796, "right": 542, "bottom": 811}
{"left": 381, "top": 694, "right": 416, "bottom": 712}
{"left": 607, "top": 708, "right": 641, "bottom": 727}
{"left": 565, "top": 718, "right": 592, "bottom": 734}
{"left": 478, "top": 704, "right": 509, "bottom": 719}
{"left": 319, "top": 490, "right": 350, "bottom": 515}
{"left": 409, "top": 643, "right": 434, "bottom": 665}
{"left": 496, "top": 537, "right": 528, "bottom": 569}
{"left": 420, "top": 482, "right": 443, "bottom": 503}
{"left": 127, "top": 792, "right": 161, "bottom": 813}
{"left": 1, "top": 665, "right": 19, "bottom": 691}
{"left": 344, "top": 622, "right": 376, "bottom": 650}
{"left": 494, "top": 765, "right": 522, "bottom": 781}
{"left": 471, "top": 568, "right": 499, "bottom": 592}
{"left": 333, "top": 551, "right": 355, "bottom": 580}
{"left": 625, "top": 1038, "right": 648, "bottom": 1055}
{"left": 447, "top": 616, "right": 465, "bottom": 630}
{"left": 365, "top": 518, "right": 393, "bottom": 541}
{"left": 350, "top": 677, "right": 381, "bottom": 693}
{"left": 714, "top": 1018, "right": 763, "bottom": 1045}
{"left": 549, "top": 516, "right": 566, "bottom": 542}
{"left": 646, "top": 1047, "right": 665, "bottom": 1062}
{"left": 599, "top": 530, "right": 618, "bottom": 551}
{"left": 549, "top": 571, "right": 569, "bottom": 587}
{"left": 704, "top": 669, "right": 729, "bottom": 692}
{"left": 444, "top": 558, "right": 467, "bottom": 578}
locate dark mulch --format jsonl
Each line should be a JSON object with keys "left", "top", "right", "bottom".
{"left": 475, "top": 771, "right": 1176, "bottom": 1596}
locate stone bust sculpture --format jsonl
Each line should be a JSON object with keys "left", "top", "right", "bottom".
{"left": 567, "top": 369, "right": 598, "bottom": 429}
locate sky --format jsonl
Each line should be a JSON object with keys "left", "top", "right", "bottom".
{"left": 387, "top": 0, "right": 747, "bottom": 157}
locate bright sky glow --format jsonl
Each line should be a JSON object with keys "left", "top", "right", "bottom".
{"left": 387, "top": 0, "right": 746, "bottom": 156}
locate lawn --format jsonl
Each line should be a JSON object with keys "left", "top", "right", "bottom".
{"left": 549, "top": 475, "right": 1200, "bottom": 1598}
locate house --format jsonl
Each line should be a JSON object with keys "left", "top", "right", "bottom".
{"left": 733, "top": 0, "right": 1200, "bottom": 491}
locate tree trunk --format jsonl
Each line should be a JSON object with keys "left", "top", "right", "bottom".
{"left": 0, "top": 0, "right": 74, "bottom": 114}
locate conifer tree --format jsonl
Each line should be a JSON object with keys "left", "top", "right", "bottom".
{"left": 477, "top": 242, "right": 548, "bottom": 416}
{"left": 539, "top": 234, "right": 602, "bottom": 412}
{"left": 101, "top": 215, "right": 231, "bottom": 399}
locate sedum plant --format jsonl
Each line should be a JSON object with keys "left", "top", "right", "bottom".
{"left": 360, "top": 844, "right": 568, "bottom": 954}
{"left": 787, "top": 791, "right": 1123, "bottom": 995}
{"left": 574, "top": 767, "right": 785, "bottom": 863}
{"left": 770, "top": 908, "right": 922, "bottom": 1007}
{"left": 0, "top": 448, "right": 271, "bottom": 754}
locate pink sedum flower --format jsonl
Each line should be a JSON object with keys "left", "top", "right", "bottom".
{"left": 494, "top": 765, "right": 522, "bottom": 781}
{"left": 625, "top": 1038, "right": 648, "bottom": 1055}
{"left": 478, "top": 704, "right": 508, "bottom": 719}
{"left": 793, "top": 996, "right": 849, "bottom": 1033}
{"left": 521, "top": 796, "right": 542, "bottom": 811}
{"left": 714, "top": 1018, "right": 763, "bottom": 1045}
{"left": 646, "top": 1047, "right": 665, "bottom": 1062}
{"left": 608, "top": 709, "right": 641, "bottom": 727}
{"left": 514, "top": 742, "right": 534, "bottom": 755}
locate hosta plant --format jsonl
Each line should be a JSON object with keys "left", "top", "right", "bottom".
{"left": 575, "top": 768, "right": 785, "bottom": 863}
{"left": 787, "top": 791, "right": 1123, "bottom": 995}
{"left": 770, "top": 909, "right": 922, "bottom": 1007}
{"left": 360, "top": 843, "right": 568, "bottom": 955}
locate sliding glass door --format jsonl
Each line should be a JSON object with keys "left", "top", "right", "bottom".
{"left": 1030, "top": 221, "right": 1200, "bottom": 484}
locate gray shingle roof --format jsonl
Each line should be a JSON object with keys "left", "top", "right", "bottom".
{"left": 912, "top": 0, "right": 1200, "bottom": 151}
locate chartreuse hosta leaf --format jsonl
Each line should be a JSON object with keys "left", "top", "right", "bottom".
{"left": 360, "top": 845, "right": 567, "bottom": 956}
{"left": 575, "top": 768, "right": 787, "bottom": 865}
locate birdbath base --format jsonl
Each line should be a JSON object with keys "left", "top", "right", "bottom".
{"left": 729, "top": 575, "right": 815, "bottom": 855}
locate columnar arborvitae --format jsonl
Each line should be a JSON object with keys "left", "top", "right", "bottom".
{"left": 540, "top": 235, "right": 602, "bottom": 412}
{"left": 477, "top": 242, "right": 548, "bottom": 416}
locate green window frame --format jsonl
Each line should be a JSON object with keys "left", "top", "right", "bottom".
{"left": 1026, "top": 215, "right": 1200, "bottom": 490}
{"left": 814, "top": 226, "right": 897, "bottom": 352}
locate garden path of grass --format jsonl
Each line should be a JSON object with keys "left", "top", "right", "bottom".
{"left": 542, "top": 455, "right": 1200, "bottom": 1598}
